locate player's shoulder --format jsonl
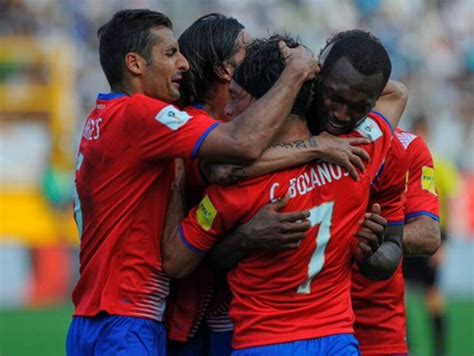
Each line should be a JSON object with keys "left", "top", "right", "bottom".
{"left": 395, "top": 128, "right": 419, "bottom": 150}
{"left": 396, "top": 129, "right": 432, "bottom": 161}
{"left": 352, "top": 111, "right": 393, "bottom": 142}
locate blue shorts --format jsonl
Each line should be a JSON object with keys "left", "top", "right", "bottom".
{"left": 232, "top": 334, "right": 360, "bottom": 356}
{"left": 66, "top": 314, "right": 166, "bottom": 355}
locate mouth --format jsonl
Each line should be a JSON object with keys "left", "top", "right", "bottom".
{"left": 171, "top": 76, "right": 182, "bottom": 89}
{"left": 326, "top": 118, "right": 351, "bottom": 134}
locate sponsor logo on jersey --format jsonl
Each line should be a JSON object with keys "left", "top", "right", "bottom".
{"left": 196, "top": 195, "right": 217, "bottom": 231}
{"left": 155, "top": 105, "right": 191, "bottom": 131}
{"left": 355, "top": 117, "right": 383, "bottom": 142}
{"left": 421, "top": 166, "right": 437, "bottom": 195}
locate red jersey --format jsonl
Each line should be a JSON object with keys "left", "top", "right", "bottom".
{"left": 398, "top": 130, "right": 440, "bottom": 220}
{"left": 166, "top": 106, "right": 234, "bottom": 341}
{"left": 351, "top": 134, "right": 408, "bottom": 355}
{"left": 351, "top": 129, "right": 440, "bottom": 355}
{"left": 72, "top": 93, "right": 218, "bottom": 322}
{"left": 181, "top": 113, "right": 393, "bottom": 349}
{"left": 165, "top": 115, "right": 215, "bottom": 340}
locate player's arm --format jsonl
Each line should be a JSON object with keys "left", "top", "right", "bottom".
{"left": 403, "top": 216, "right": 441, "bottom": 256}
{"left": 373, "top": 80, "right": 408, "bottom": 129}
{"left": 208, "top": 195, "right": 311, "bottom": 270}
{"left": 161, "top": 159, "right": 205, "bottom": 278}
{"left": 403, "top": 137, "right": 441, "bottom": 255}
{"left": 197, "top": 44, "right": 319, "bottom": 162}
{"left": 355, "top": 204, "right": 404, "bottom": 281}
{"left": 200, "top": 133, "right": 371, "bottom": 185}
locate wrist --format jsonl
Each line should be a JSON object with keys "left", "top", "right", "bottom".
{"left": 280, "top": 64, "right": 308, "bottom": 86}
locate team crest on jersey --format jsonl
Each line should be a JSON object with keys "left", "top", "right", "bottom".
{"left": 355, "top": 117, "right": 383, "bottom": 142}
{"left": 421, "top": 166, "right": 437, "bottom": 195}
{"left": 196, "top": 195, "right": 217, "bottom": 231}
{"left": 155, "top": 105, "right": 191, "bottom": 131}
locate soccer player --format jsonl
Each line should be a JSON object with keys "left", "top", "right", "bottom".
{"left": 165, "top": 14, "right": 372, "bottom": 356}
{"left": 352, "top": 125, "right": 441, "bottom": 356}
{"left": 162, "top": 34, "right": 406, "bottom": 354}
{"left": 403, "top": 117, "right": 448, "bottom": 355}
{"left": 66, "top": 9, "right": 319, "bottom": 355}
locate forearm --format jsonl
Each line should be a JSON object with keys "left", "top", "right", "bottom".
{"left": 227, "top": 68, "right": 308, "bottom": 158}
{"left": 232, "top": 138, "right": 319, "bottom": 180}
{"left": 208, "top": 228, "right": 249, "bottom": 270}
{"left": 373, "top": 80, "right": 408, "bottom": 128}
{"left": 202, "top": 138, "right": 318, "bottom": 184}
{"left": 162, "top": 177, "right": 204, "bottom": 278}
{"left": 358, "top": 240, "right": 403, "bottom": 280}
{"left": 358, "top": 226, "right": 403, "bottom": 281}
{"left": 403, "top": 216, "right": 441, "bottom": 256}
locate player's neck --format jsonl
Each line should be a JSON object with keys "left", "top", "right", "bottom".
{"left": 272, "top": 114, "right": 310, "bottom": 143}
{"left": 206, "top": 85, "right": 230, "bottom": 122}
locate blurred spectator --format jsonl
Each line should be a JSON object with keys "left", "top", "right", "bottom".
{"left": 0, "top": 0, "right": 471, "bottom": 169}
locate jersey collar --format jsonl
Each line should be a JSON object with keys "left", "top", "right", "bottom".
{"left": 97, "top": 93, "right": 128, "bottom": 101}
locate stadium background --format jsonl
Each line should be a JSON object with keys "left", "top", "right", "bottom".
{"left": 0, "top": 0, "right": 472, "bottom": 355}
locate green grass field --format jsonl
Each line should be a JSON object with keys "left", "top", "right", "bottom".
{"left": 0, "top": 295, "right": 472, "bottom": 355}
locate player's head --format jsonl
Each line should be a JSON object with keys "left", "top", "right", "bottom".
{"left": 98, "top": 9, "right": 189, "bottom": 102}
{"left": 226, "top": 34, "right": 313, "bottom": 120}
{"left": 312, "top": 30, "right": 392, "bottom": 135}
{"left": 178, "top": 13, "right": 250, "bottom": 120}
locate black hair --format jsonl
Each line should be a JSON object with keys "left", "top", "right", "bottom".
{"left": 97, "top": 9, "right": 172, "bottom": 88}
{"left": 178, "top": 13, "right": 245, "bottom": 107}
{"left": 321, "top": 30, "right": 391, "bottom": 92}
{"left": 233, "top": 34, "right": 313, "bottom": 116}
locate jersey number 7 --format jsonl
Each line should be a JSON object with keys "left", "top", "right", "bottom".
{"left": 297, "top": 201, "right": 334, "bottom": 294}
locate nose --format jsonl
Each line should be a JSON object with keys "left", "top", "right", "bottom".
{"left": 177, "top": 52, "right": 189, "bottom": 72}
{"left": 333, "top": 105, "right": 351, "bottom": 122}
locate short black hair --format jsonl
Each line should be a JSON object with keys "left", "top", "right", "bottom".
{"left": 234, "top": 34, "right": 313, "bottom": 116}
{"left": 178, "top": 13, "right": 245, "bottom": 107}
{"left": 97, "top": 9, "right": 172, "bottom": 88}
{"left": 321, "top": 30, "right": 391, "bottom": 92}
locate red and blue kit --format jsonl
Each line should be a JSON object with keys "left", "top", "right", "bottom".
{"left": 180, "top": 112, "right": 393, "bottom": 349}
{"left": 72, "top": 93, "right": 218, "bottom": 322}
{"left": 398, "top": 130, "right": 440, "bottom": 221}
{"left": 351, "top": 135, "right": 408, "bottom": 355}
{"left": 351, "top": 129, "right": 440, "bottom": 355}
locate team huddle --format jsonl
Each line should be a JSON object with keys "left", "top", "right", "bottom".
{"left": 66, "top": 9, "right": 441, "bottom": 356}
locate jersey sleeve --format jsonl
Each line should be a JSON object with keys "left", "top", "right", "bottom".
{"left": 179, "top": 185, "right": 249, "bottom": 255}
{"left": 128, "top": 95, "right": 220, "bottom": 161}
{"left": 355, "top": 111, "right": 394, "bottom": 182}
{"left": 404, "top": 136, "right": 440, "bottom": 222}
{"left": 369, "top": 137, "right": 407, "bottom": 226}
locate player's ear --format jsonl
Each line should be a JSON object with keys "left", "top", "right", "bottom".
{"left": 125, "top": 52, "right": 146, "bottom": 76}
{"left": 214, "top": 63, "right": 233, "bottom": 83}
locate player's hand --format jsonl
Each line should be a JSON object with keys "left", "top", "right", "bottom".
{"left": 354, "top": 203, "right": 387, "bottom": 261}
{"left": 279, "top": 41, "right": 320, "bottom": 81}
{"left": 313, "top": 132, "right": 371, "bottom": 181}
{"left": 238, "top": 193, "right": 311, "bottom": 251}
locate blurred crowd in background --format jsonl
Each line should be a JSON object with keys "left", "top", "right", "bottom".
{"left": 0, "top": 0, "right": 473, "bottom": 316}
{"left": 1, "top": 0, "right": 473, "bottom": 167}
